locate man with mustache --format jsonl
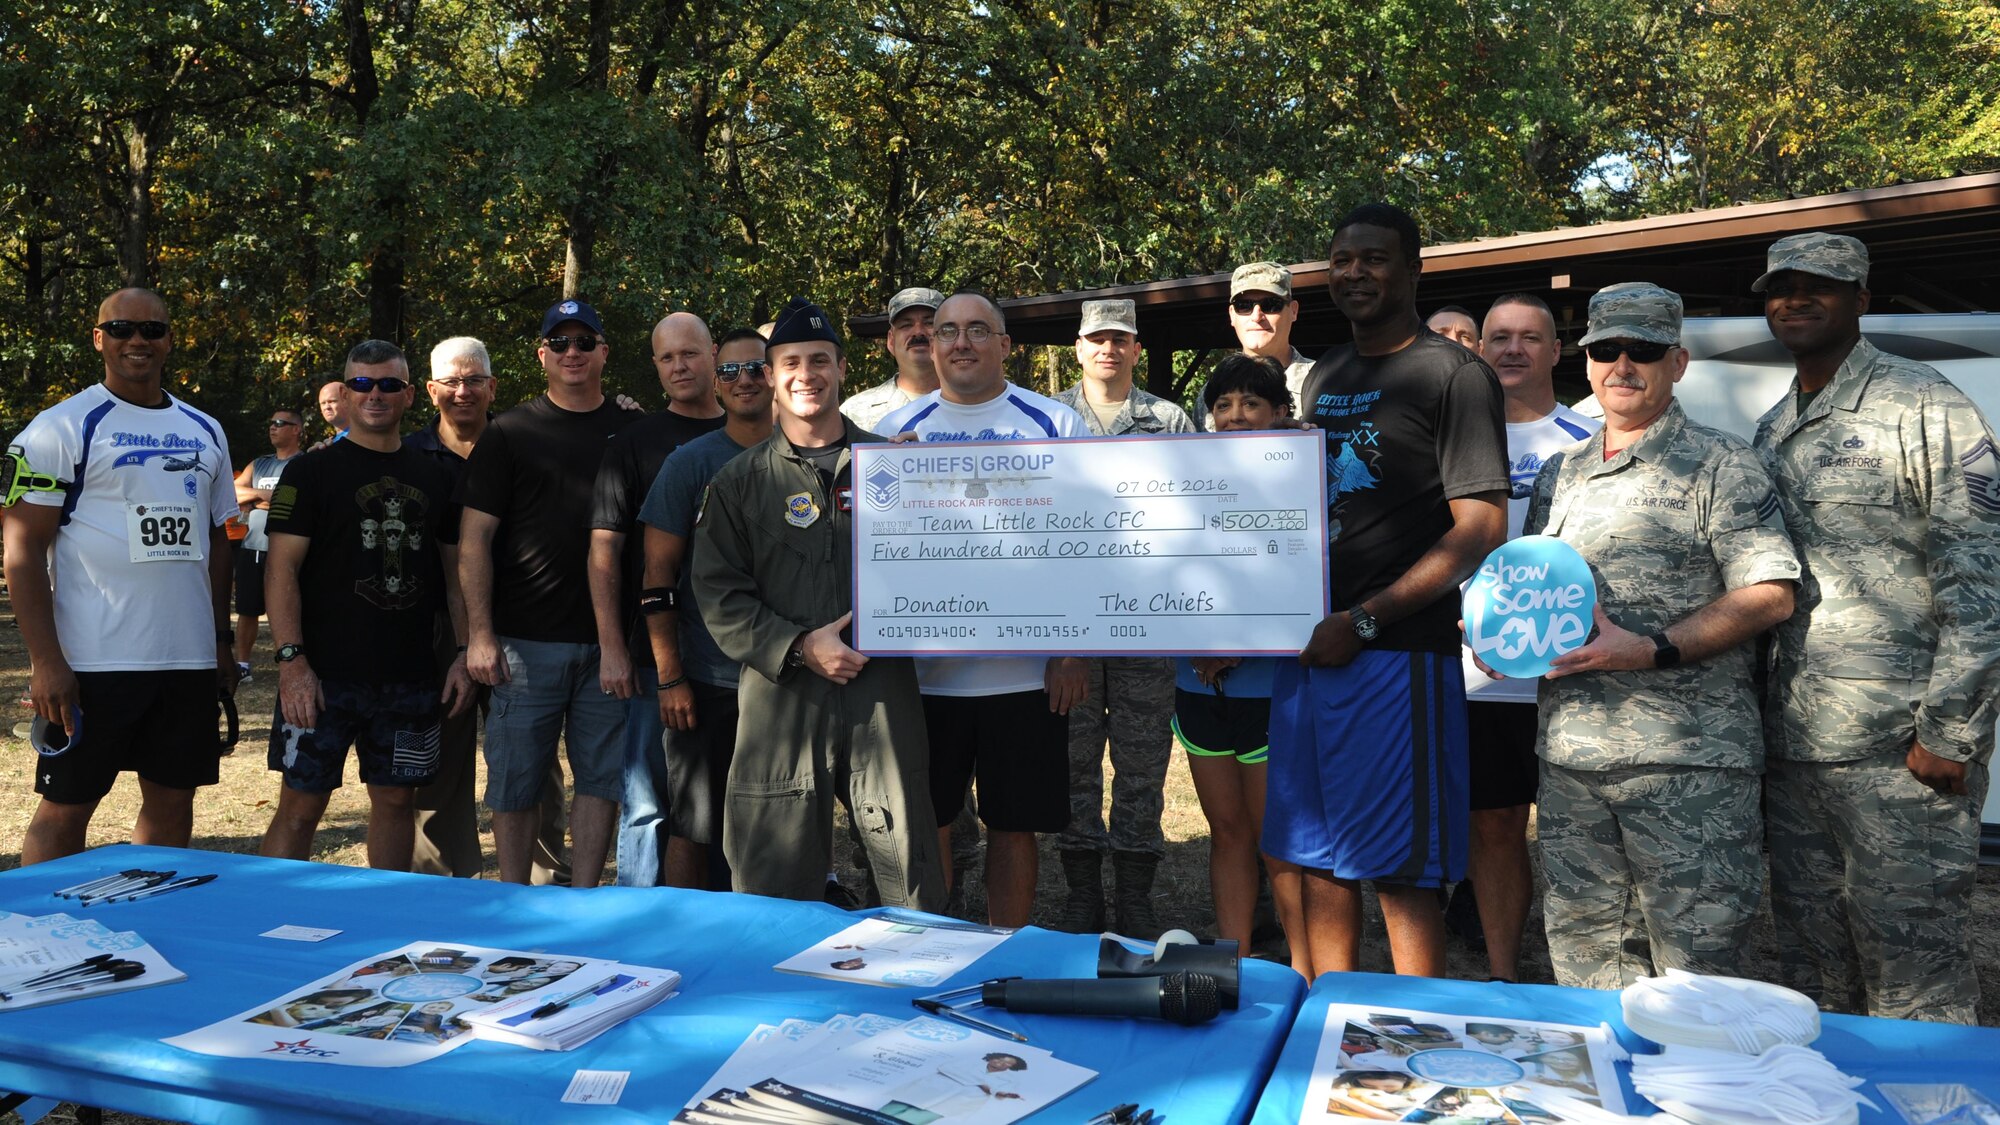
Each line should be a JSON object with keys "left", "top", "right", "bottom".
{"left": 1752, "top": 232, "right": 2000, "bottom": 1024}
{"left": 1517, "top": 282, "right": 1799, "bottom": 987}
{"left": 844, "top": 287, "right": 943, "bottom": 431}
{"left": 1192, "top": 261, "right": 1316, "bottom": 431}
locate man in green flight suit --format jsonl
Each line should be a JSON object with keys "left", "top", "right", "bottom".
{"left": 692, "top": 297, "right": 947, "bottom": 908}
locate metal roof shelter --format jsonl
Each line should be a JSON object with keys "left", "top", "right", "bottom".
{"left": 850, "top": 173, "right": 2000, "bottom": 397}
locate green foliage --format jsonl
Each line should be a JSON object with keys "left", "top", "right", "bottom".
{"left": 2, "top": 0, "right": 1995, "bottom": 451}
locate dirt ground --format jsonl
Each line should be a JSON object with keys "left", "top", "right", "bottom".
{"left": 0, "top": 590, "right": 1994, "bottom": 1124}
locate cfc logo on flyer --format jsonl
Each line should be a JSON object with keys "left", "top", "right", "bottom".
{"left": 264, "top": 1038, "right": 341, "bottom": 1058}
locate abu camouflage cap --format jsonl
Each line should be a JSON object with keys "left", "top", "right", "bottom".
{"left": 885, "top": 287, "right": 945, "bottom": 319}
{"left": 1229, "top": 262, "right": 1292, "bottom": 300}
{"left": 1752, "top": 231, "right": 1870, "bottom": 292}
{"left": 1578, "top": 282, "right": 1683, "bottom": 347}
{"left": 1078, "top": 298, "right": 1138, "bottom": 337}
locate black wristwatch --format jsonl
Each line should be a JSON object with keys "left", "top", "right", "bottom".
{"left": 1650, "top": 633, "right": 1681, "bottom": 669}
{"left": 785, "top": 636, "right": 808, "bottom": 670}
{"left": 276, "top": 643, "right": 306, "bottom": 664}
{"left": 1348, "top": 605, "right": 1380, "bottom": 642}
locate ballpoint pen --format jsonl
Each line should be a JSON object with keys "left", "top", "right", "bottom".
{"left": 909, "top": 996, "right": 1030, "bottom": 1043}
{"left": 102, "top": 873, "right": 217, "bottom": 904}
{"left": 529, "top": 975, "right": 618, "bottom": 1020}
{"left": 1085, "top": 1103, "right": 1139, "bottom": 1125}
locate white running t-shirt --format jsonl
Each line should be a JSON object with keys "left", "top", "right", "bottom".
{"left": 11, "top": 384, "right": 235, "bottom": 670}
{"left": 878, "top": 385, "right": 1088, "bottom": 696}
{"left": 1465, "top": 402, "right": 1600, "bottom": 702}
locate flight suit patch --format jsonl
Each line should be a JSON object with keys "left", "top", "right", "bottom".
{"left": 784, "top": 491, "right": 819, "bottom": 528}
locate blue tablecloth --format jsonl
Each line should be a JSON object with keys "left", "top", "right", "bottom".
{"left": 1251, "top": 971, "right": 2000, "bottom": 1123}
{"left": 0, "top": 845, "right": 1304, "bottom": 1124}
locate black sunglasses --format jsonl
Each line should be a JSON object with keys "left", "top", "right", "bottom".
{"left": 1231, "top": 296, "right": 1287, "bottom": 316}
{"left": 344, "top": 376, "right": 409, "bottom": 394}
{"left": 544, "top": 335, "right": 600, "bottom": 354}
{"left": 1585, "top": 340, "right": 1674, "bottom": 364}
{"left": 717, "top": 360, "right": 769, "bottom": 383}
{"left": 97, "top": 320, "right": 169, "bottom": 340}
{"left": 268, "top": 418, "right": 301, "bottom": 428}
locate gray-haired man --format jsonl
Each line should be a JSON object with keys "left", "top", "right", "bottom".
{"left": 1517, "top": 283, "right": 1798, "bottom": 988}
{"left": 1753, "top": 232, "right": 2000, "bottom": 1024}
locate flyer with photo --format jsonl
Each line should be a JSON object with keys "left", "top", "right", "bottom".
{"left": 1301, "top": 1005, "right": 1631, "bottom": 1123}
{"left": 164, "top": 942, "right": 615, "bottom": 1067}
{"left": 773, "top": 913, "right": 1012, "bottom": 988}
{"left": 682, "top": 1016, "right": 1095, "bottom": 1125}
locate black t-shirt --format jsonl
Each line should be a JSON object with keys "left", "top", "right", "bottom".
{"left": 588, "top": 409, "right": 727, "bottom": 667}
{"left": 266, "top": 441, "right": 459, "bottom": 682}
{"left": 1300, "top": 329, "right": 1508, "bottom": 652}
{"left": 456, "top": 395, "right": 641, "bottom": 644}
{"left": 795, "top": 438, "right": 849, "bottom": 492}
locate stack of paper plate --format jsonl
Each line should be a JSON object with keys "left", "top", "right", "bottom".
{"left": 1621, "top": 969, "right": 1820, "bottom": 1054}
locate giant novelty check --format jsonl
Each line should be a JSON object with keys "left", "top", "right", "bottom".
{"left": 851, "top": 432, "right": 1328, "bottom": 655}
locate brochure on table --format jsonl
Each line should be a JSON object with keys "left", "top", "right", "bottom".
{"left": 0, "top": 911, "right": 184, "bottom": 1010}
{"left": 773, "top": 913, "right": 1012, "bottom": 988}
{"left": 165, "top": 941, "right": 648, "bottom": 1067}
{"left": 681, "top": 1014, "right": 1095, "bottom": 1125}
{"left": 1301, "top": 1003, "right": 1632, "bottom": 1123}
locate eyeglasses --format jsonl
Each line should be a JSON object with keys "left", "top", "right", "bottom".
{"left": 1584, "top": 340, "right": 1674, "bottom": 364}
{"left": 544, "top": 335, "right": 600, "bottom": 354}
{"left": 933, "top": 324, "right": 996, "bottom": 344}
{"left": 96, "top": 320, "right": 169, "bottom": 340}
{"left": 717, "top": 360, "right": 769, "bottom": 383}
{"left": 1231, "top": 296, "right": 1287, "bottom": 316}
{"left": 431, "top": 376, "right": 492, "bottom": 391}
{"left": 268, "top": 418, "right": 300, "bottom": 428}
{"left": 344, "top": 376, "right": 409, "bottom": 394}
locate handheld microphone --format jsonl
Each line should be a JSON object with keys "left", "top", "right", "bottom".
{"left": 980, "top": 972, "right": 1221, "bottom": 1026}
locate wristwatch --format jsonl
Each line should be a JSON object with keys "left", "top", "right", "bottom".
{"left": 785, "top": 636, "right": 808, "bottom": 670}
{"left": 1650, "top": 633, "right": 1681, "bottom": 669}
{"left": 276, "top": 643, "right": 306, "bottom": 664}
{"left": 1348, "top": 605, "right": 1380, "bottom": 642}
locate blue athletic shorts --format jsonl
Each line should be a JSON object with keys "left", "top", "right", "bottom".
{"left": 1262, "top": 649, "right": 1469, "bottom": 887}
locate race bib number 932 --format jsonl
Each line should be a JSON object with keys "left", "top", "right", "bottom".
{"left": 126, "top": 501, "right": 203, "bottom": 563}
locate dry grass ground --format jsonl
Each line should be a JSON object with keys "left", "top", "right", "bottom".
{"left": 0, "top": 599, "right": 1993, "bottom": 1124}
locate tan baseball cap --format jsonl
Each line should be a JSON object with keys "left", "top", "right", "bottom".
{"left": 1230, "top": 262, "right": 1292, "bottom": 300}
{"left": 1078, "top": 299, "right": 1138, "bottom": 337}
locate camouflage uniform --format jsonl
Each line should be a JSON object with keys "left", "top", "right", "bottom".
{"left": 1051, "top": 369, "right": 1193, "bottom": 861}
{"left": 1524, "top": 284, "right": 1801, "bottom": 989}
{"left": 1751, "top": 233, "right": 2000, "bottom": 1024}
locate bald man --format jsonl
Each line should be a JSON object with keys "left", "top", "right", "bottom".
{"left": 6, "top": 289, "right": 238, "bottom": 863}
{"left": 317, "top": 379, "right": 349, "bottom": 438}
{"left": 588, "top": 310, "right": 727, "bottom": 886}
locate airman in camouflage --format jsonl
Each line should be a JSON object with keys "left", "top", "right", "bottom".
{"left": 1051, "top": 299, "right": 1192, "bottom": 938}
{"left": 1520, "top": 283, "right": 1800, "bottom": 989}
{"left": 1752, "top": 232, "right": 2000, "bottom": 1025}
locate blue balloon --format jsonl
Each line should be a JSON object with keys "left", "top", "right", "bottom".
{"left": 1461, "top": 535, "right": 1597, "bottom": 680}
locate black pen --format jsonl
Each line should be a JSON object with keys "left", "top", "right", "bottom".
{"left": 1086, "top": 1104, "right": 1139, "bottom": 1125}
{"left": 104, "top": 873, "right": 216, "bottom": 903}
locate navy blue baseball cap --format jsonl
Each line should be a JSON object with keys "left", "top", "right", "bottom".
{"left": 768, "top": 297, "right": 842, "bottom": 349}
{"left": 539, "top": 299, "right": 605, "bottom": 337}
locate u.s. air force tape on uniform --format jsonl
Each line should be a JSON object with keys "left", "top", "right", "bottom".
{"left": 850, "top": 432, "right": 1328, "bottom": 655}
